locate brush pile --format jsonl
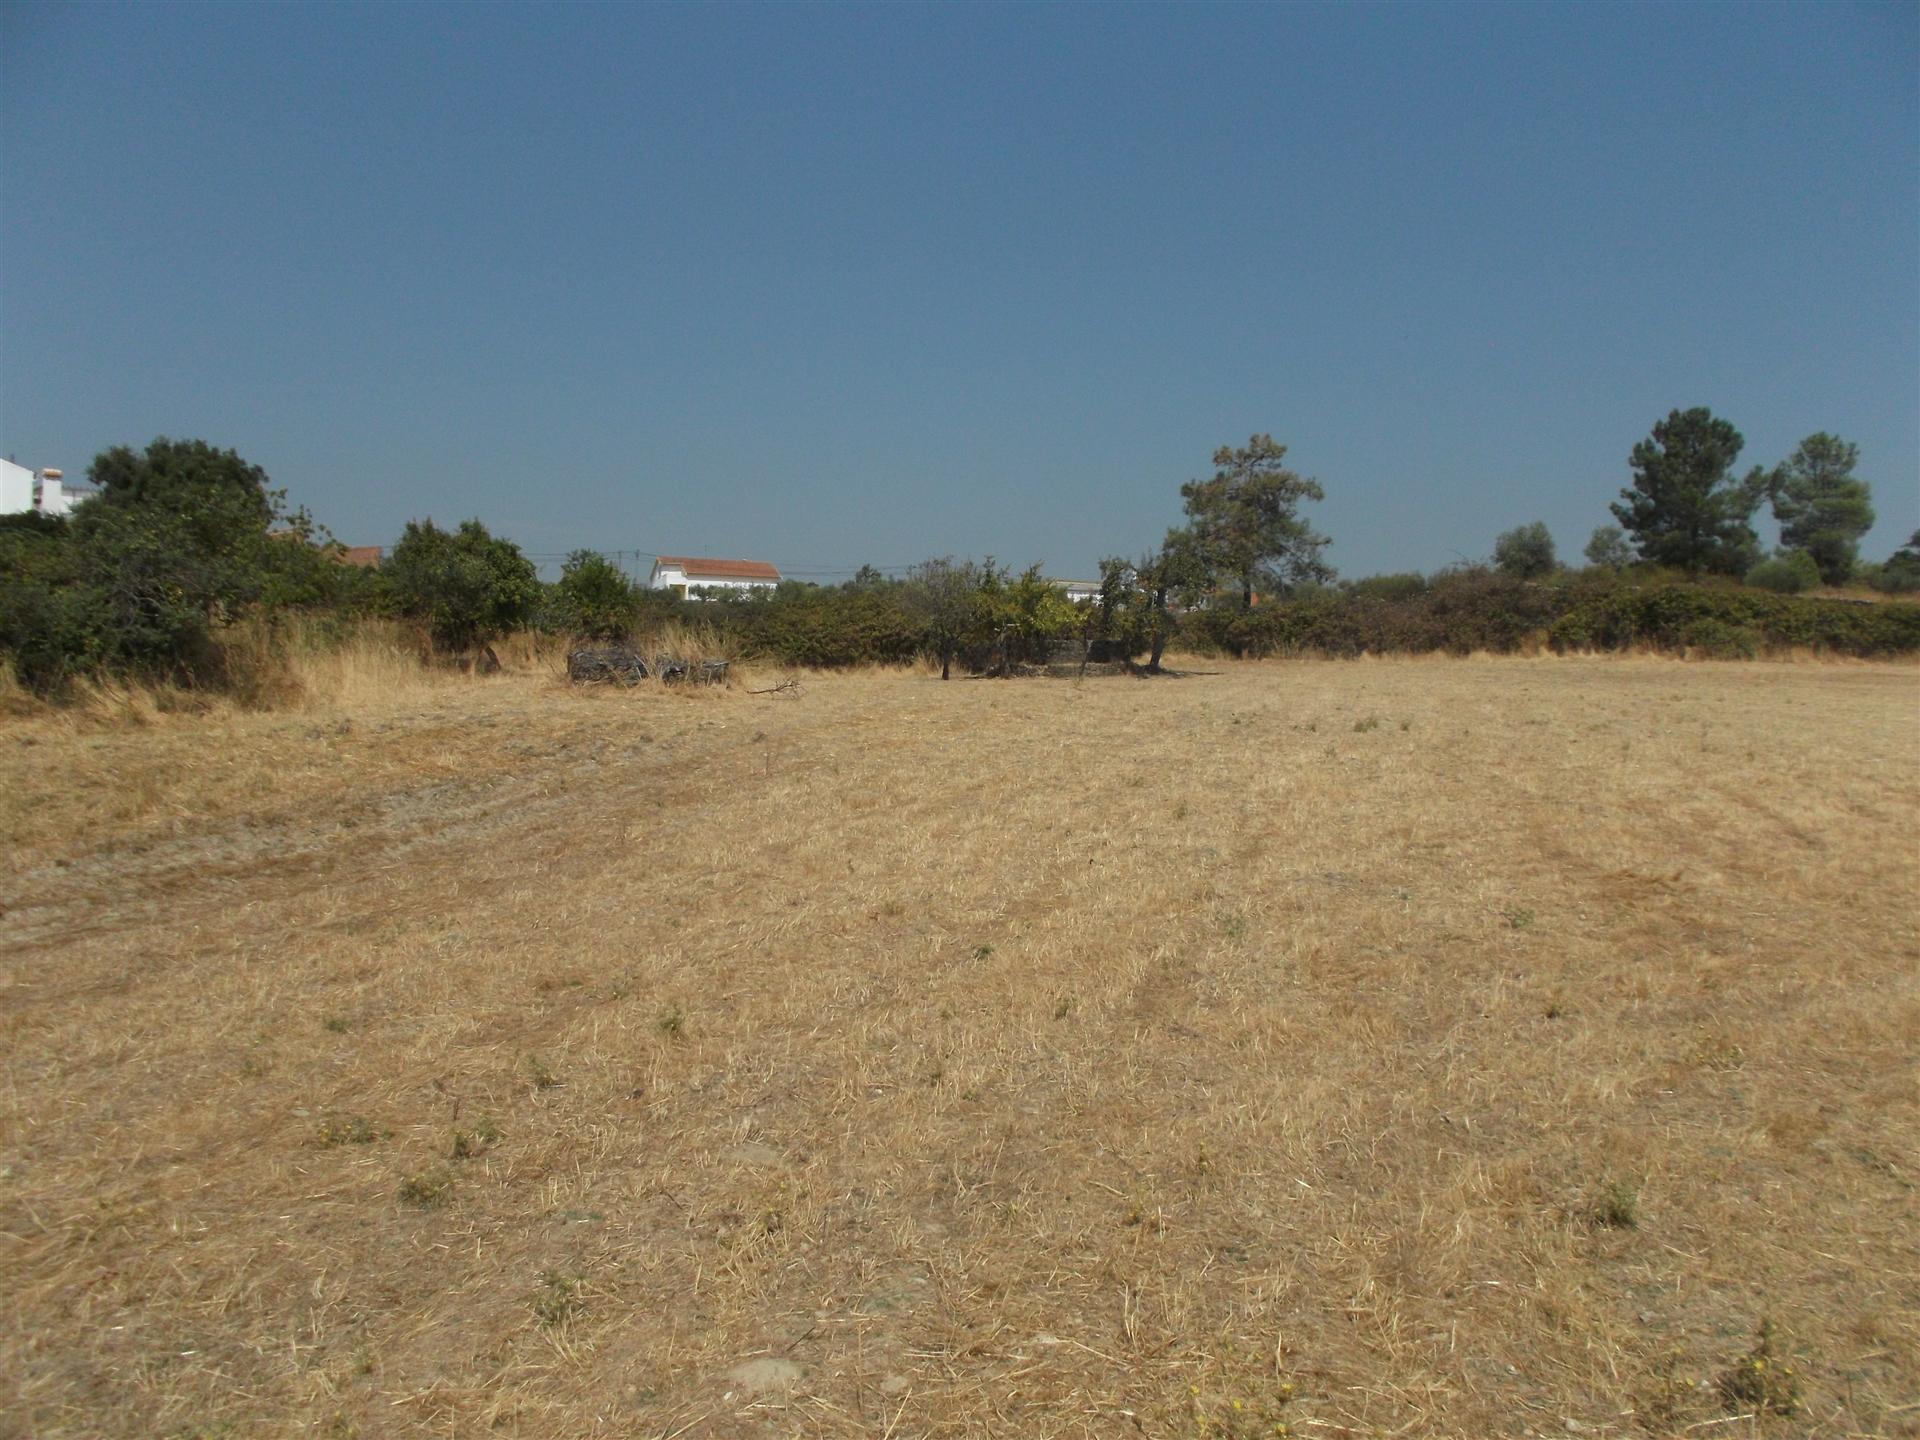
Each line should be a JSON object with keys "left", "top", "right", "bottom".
{"left": 566, "top": 647, "right": 729, "bottom": 686}
{"left": 567, "top": 647, "right": 648, "bottom": 685}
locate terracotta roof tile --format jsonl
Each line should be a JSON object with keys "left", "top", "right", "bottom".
{"left": 655, "top": 556, "right": 781, "bottom": 582}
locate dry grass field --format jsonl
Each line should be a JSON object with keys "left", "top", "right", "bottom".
{"left": 2, "top": 652, "right": 1916, "bottom": 1439}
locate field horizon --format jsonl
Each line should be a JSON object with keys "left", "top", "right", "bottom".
{"left": 3, "top": 654, "right": 1915, "bottom": 1438}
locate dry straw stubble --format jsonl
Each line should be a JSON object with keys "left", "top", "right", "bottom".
{"left": 0, "top": 654, "right": 1914, "bottom": 1437}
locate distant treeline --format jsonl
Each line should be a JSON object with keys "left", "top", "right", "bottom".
{"left": 4, "top": 430, "right": 1919, "bottom": 698}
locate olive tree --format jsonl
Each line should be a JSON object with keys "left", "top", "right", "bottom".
{"left": 1493, "top": 522, "right": 1556, "bottom": 579}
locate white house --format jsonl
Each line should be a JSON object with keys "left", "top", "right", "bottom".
{"left": 0, "top": 460, "right": 29, "bottom": 514}
{"left": 1053, "top": 578, "right": 1103, "bottom": 605}
{"left": 648, "top": 555, "right": 782, "bottom": 598}
{"left": 0, "top": 459, "right": 87, "bottom": 517}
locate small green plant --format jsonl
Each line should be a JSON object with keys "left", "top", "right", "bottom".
{"left": 1052, "top": 994, "right": 1073, "bottom": 1020}
{"left": 323, "top": 1016, "right": 351, "bottom": 1034}
{"left": 397, "top": 1168, "right": 452, "bottom": 1206}
{"left": 1717, "top": 1319, "right": 1799, "bottom": 1416}
{"left": 655, "top": 1006, "right": 684, "bottom": 1038}
{"left": 1591, "top": 1178, "right": 1639, "bottom": 1229}
{"left": 972, "top": 944, "right": 994, "bottom": 961}
{"left": 316, "top": 1115, "right": 381, "bottom": 1147}
{"left": 525, "top": 1054, "right": 561, "bottom": 1089}
{"left": 1634, "top": 1346, "right": 1697, "bottom": 1431}
{"left": 1501, "top": 906, "right": 1535, "bottom": 931}
{"left": 1352, "top": 715, "right": 1380, "bottom": 733}
{"left": 532, "top": 1269, "right": 586, "bottom": 1326}
{"left": 1692, "top": 1032, "right": 1747, "bottom": 1072}
{"left": 450, "top": 1117, "right": 501, "bottom": 1159}
{"left": 1192, "top": 1381, "right": 1298, "bottom": 1438}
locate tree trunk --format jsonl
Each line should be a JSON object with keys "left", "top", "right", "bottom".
{"left": 940, "top": 646, "right": 952, "bottom": 680}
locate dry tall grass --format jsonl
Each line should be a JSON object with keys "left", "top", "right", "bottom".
{"left": 1, "top": 657, "right": 1914, "bottom": 1438}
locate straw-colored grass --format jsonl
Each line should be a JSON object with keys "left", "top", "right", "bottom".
{"left": 1, "top": 656, "right": 1914, "bottom": 1438}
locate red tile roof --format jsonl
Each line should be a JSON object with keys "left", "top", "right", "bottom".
{"left": 655, "top": 555, "right": 781, "bottom": 582}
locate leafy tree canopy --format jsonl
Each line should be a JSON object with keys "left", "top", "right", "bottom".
{"left": 1181, "top": 435, "right": 1333, "bottom": 608}
{"left": 1763, "top": 432, "right": 1874, "bottom": 585}
{"left": 1493, "top": 521, "right": 1556, "bottom": 579}
{"left": 551, "top": 550, "right": 639, "bottom": 642}
{"left": 1873, "top": 529, "right": 1920, "bottom": 593}
{"left": 1610, "top": 408, "right": 1762, "bottom": 576}
{"left": 904, "top": 556, "right": 984, "bottom": 679}
{"left": 1583, "top": 526, "right": 1633, "bottom": 570}
{"left": 384, "top": 519, "right": 539, "bottom": 653}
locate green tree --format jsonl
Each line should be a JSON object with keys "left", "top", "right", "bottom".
{"left": 904, "top": 556, "right": 984, "bottom": 680}
{"left": 60, "top": 437, "right": 298, "bottom": 682}
{"left": 1763, "top": 433, "right": 1874, "bottom": 586}
{"left": 1083, "top": 555, "right": 1148, "bottom": 665}
{"left": 1136, "top": 528, "right": 1210, "bottom": 673}
{"left": 1181, "top": 434, "right": 1332, "bottom": 608}
{"left": 976, "top": 563, "right": 1078, "bottom": 675}
{"left": 82, "top": 437, "right": 290, "bottom": 615}
{"left": 0, "top": 436, "right": 365, "bottom": 691}
{"left": 383, "top": 519, "right": 539, "bottom": 654}
{"left": 1493, "top": 521, "right": 1556, "bottom": 579}
{"left": 1872, "top": 529, "right": 1920, "bottom": 593}
{"left": 551, "top": 550, "right": 639, "bottom": 641}
{"left": 1610, "top": 408, "right": 1762, "bottom": 576}
{"left": 1583, "top": 525, "right": 1633, "bottom": 570}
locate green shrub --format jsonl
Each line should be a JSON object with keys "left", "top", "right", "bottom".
{"left": 549, "top": 550, "right": 640, "bottom": 641}
{"left": 1681, "top": 617, "right": 1760, "bottom": 659}
{"left": 1549, "top": 582, "right": 1920, "bottom": 657}
{"left": 1345, "top": 572, "right": 1428, "bottom": 603}
{"left": 1744, "top": 550, "right": 1820, "bottom": 594}
{"left": 383, "top": 519, "right": 539, "bottom": 653}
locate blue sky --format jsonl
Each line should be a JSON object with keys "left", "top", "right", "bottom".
{"left": 3, "top": 2, "right": 1915, "bottom": 580}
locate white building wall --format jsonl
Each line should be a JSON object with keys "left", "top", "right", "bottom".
{"left": 648, "top": 563, "right": 778, "bottom": 598}
{"left": 0, "top": 459, "right": 34, "bottom": 514}
{"left": 684, "top": 577, "right": 777, "bottom": 598}
{"left": 35, "top": 475, "right": 78, "bottom": 517}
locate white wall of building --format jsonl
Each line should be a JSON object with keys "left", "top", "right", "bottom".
{"left": 35, "top": 474, "right": 79, "bottom": 517}
{"left": 647, "top": 562, "right": 779, "bottom": 598}
{"left": 0, "top": 461, "right": 85, "bottom": 517}
{"left": 0, "top": 459, "right": 32, "bottom": 515}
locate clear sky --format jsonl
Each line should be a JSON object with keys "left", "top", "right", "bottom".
{"left": 4, "top": 1, "right": 1915, "bottom": 580}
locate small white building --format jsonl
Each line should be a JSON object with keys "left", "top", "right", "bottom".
{"left": 648, "top": 555, "right": 782, "bottom": 599}
{"left": 0, "top": 459, "right": 87, "bottom": 517}
{"left": 1053, "top": 578, "right": 1103, "bottom": 605}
